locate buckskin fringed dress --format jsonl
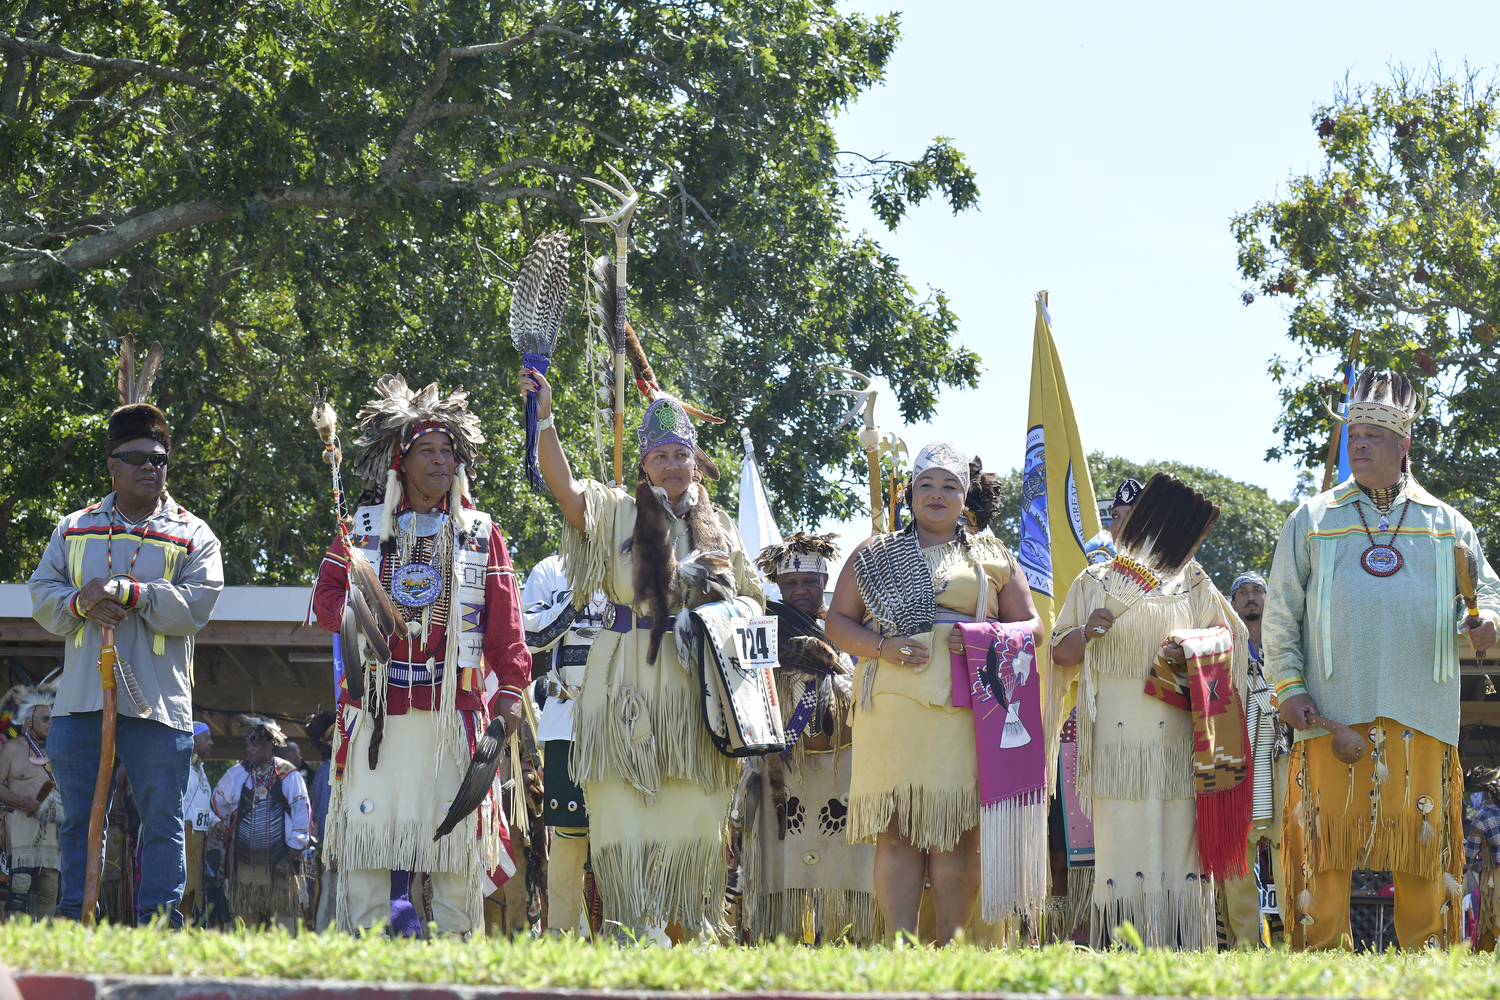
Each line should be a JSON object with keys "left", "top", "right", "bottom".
{"left": 1050, "top": 561, "right": 1245, "bottom": 949}
{"left": 559, "top": 480, "right": 762, "bottom": 932}
{"left": 847, "top": 534, "right": 1013, "bottom": 854}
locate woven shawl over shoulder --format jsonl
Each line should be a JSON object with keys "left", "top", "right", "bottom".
{"left": 852, "top": 527, "right": 936, "bottom": 636}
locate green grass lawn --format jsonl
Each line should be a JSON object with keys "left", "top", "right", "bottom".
{"left": 4, "top": 921, "right": 1500, "bottom": 996}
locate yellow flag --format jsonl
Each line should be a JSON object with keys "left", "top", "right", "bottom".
{"left": 1016, "top": 294, "right": 1102, "bottom": 637}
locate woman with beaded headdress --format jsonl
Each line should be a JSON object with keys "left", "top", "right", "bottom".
{"left": 310, "top": 375, "right": 531, "bottom": 936}
{"left": 521, "top": 365, "right": 763, "bottom": 938}
{"left": 825, "top": 441, "right": 1040, "bottom": 945}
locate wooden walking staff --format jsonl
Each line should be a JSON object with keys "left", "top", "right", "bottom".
{"left": 582, "top": 165, "right": 639, "bottom": 487}
{"left": 81, "top": 627, "right": 120, "bottom": 924}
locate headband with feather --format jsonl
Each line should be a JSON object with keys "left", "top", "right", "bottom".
{"left": 757, "top": 531, "right": 839, "bottom": 581}
{"left": 512, "top": 231, "right": 572, "bottom": 490}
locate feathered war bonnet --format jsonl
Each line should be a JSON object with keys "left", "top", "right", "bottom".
{"left": 2, "top": 678, "right": 58, "bottom": 732}
{"left": 350, "top": 374, "right": 485, "bottom": 541}
{"left": 757, "top": 531, "right": 839, "bottom": 582}
{"left": 237, "top": 713, "right": 288, "bottom": 747}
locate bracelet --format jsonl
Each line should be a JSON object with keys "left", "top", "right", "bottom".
{"left": 537, "top": 413, "right": 555, "bottom": 431}
{"left": 875, "top": 635, "right": 887, "bottom": 660}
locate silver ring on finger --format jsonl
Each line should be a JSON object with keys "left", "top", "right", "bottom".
{"left": 899, "top": 645, "right": 915, "bottom": 656}
{"left": 1092, "top": 626, "right": 1107, "bottom": 635}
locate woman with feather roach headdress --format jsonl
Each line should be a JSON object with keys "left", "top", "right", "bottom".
{"left": 825, "top": 441, "right": 1042, "bottom": 946}
{"left": 520, "top": 363, "right": 764, "bottom": 939}
{"left": 1050, "top": 475, "right": 1246, "bottom": 949}
{"left": 308, "top": 375, "right": 531, "bottom": 937}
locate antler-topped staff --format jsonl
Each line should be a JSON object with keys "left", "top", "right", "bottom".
{"left": 825, "top": 367, "right": 887, "bottom": 536}
{"left": 308, "top": 386, "right": 407, "bottom": 704}
{"left": 582, "top": 164, "right": 639, "bottom": 487}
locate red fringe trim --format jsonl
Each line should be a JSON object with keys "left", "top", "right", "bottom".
{"left": 1196, "top": 773, "right": 1253, "bottom": 881}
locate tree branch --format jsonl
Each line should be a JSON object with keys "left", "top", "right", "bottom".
{"left": 0, "top": 30, "right": 225, "bottom": 94}
{"left": 377, "top": 8, "right": 582, "bottom": 183}
{"left": 0, "top": 179, "right": 586, "bottom": 291}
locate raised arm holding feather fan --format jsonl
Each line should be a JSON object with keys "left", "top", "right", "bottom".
{"left": 519, "top": 362, "right": 764, "bottom": 935}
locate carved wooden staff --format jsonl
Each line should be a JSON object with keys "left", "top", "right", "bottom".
{"left": 81, "top": 626, "right": 119, "bottom": 924}
{"left": 827, "top": 367, "right": 886, "bottom": 535}
{"left": 582, "top": 165, "right": 639, "bottom": 487}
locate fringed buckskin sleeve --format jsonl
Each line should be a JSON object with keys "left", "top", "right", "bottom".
{"left": 560, "top": 480, "right": 616, "bottom": 609}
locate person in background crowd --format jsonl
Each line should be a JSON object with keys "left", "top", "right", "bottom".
{"left": 1466, "top": 765, "right": 1500, "bottom": 951}
{"left": 302, "top": 711, "right": 337, "bottom": 933}
{"left": 28, "top": 397, "right": 224, "bottom": 925}
{"left": 1218, "top": 571, "right": 1286, "bottom": 947}
{"left": 179, "top": 722, "right": 215, "bottom": 924}
{"left": 211, "top": 716, "right": 311, "bottom": 931}
{"left": 0, "top": 684, "right": 61, "bottom": 920}
{"left": 522, "top": 552, "right": 608, "bottom": 937}
{"left": 740, "top": 532, "right": 877, "bottom": 944}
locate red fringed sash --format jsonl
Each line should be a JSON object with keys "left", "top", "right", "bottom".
{"left": 1142, "top": 626, "right": 1251, "bottom": 880}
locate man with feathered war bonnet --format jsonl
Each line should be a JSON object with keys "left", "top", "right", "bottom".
{"left": 312, "top": 375, "right": 530, "bottom": 936}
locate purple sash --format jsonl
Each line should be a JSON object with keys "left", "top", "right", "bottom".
{"left": 950, "top": 621, "right": 1046, "bottom": 806}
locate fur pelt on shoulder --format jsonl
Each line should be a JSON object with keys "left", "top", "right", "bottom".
{"left": 630, "top": 471, "right": 727, "bottom": 663}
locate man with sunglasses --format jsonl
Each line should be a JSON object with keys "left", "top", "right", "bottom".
{"left": 28, "top": 399, "right": 223, "bottom": 925}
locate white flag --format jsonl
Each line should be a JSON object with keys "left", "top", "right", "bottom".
{"left": 737, "top": 429, "right": 782, "bottom": 598}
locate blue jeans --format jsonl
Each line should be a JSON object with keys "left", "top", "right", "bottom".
{"left": 49, "top": 713, "right": 193, "bottom": 926}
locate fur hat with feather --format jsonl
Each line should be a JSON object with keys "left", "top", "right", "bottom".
{"left": 350, "top": 374, "right": 486, "bottom": 539}
{"left": 108, "top": 333, "right": 170, "bottom": 453}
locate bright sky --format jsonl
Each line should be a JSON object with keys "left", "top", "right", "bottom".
{"left": 802, "top": 0, "right": 1500, "bottom": 554}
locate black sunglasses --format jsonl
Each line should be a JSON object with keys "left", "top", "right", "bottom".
{"left": 110, "top": 450, "right": 169, "bottom": 469}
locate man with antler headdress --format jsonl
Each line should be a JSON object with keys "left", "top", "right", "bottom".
{"left": 1265, "top": 368, "right": 1500, "bottom": 950}
{"left": 311, "top": 375, "right": 530, "bottom": 936}
{"left": 28, "top": 340, "right": 224, "bottom": 925}
{"left": 737, "top": 532, "right": 880, "bottom": 943}
{"left": 1, "top": 681, "right": 62, "bottom": 919}
{"left": 210, "top": 716, "right": 311, "bottom": 930}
